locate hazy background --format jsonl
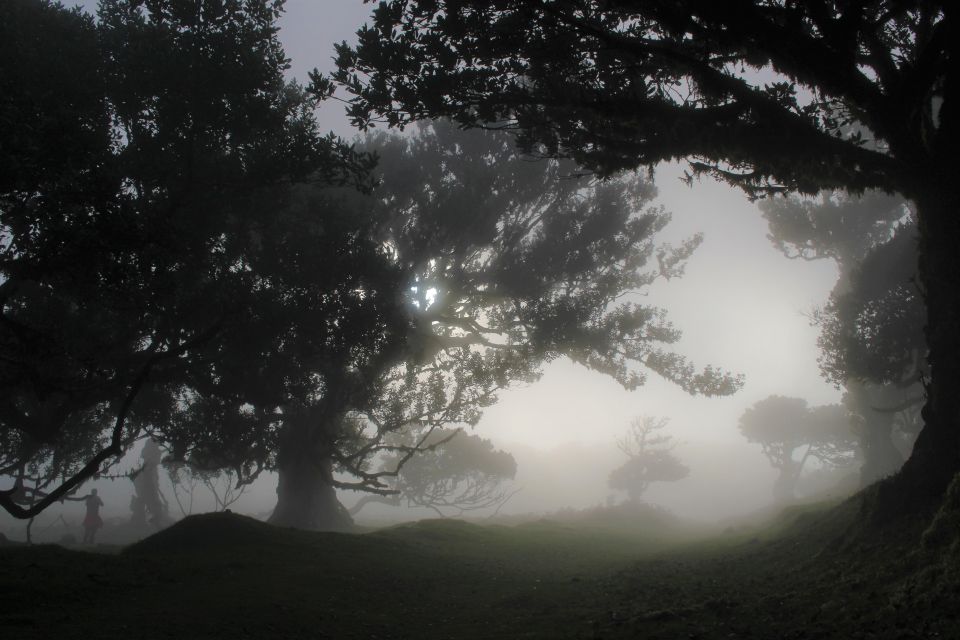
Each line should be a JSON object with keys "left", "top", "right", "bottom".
{"left": 11, "top": 0, "right": 843, "bottom": 537}
{"left": 275, "top": 0, "right": 841, "bottom": 522}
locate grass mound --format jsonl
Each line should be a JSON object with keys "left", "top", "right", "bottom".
{"left": 372, "top": 517, "right": 496, "bottom": 547}
{"left": 492, "top": 501, "right": 704, "bottom": 545}
{"left": 547, "top": 501, "right": 691, "bottom": 529}
{"left": 372, "top": 504, "right": 698, "bottom": 552}
{"left": 921, "top": 471, "right": 960, "bottom": 554}
{"left": 893, "top": 472, "right": 960, "bottom": 624}
{"left": 124, "top": 511, "right": 303, "bottom": 555}
{"left": 4, "top": 490, "right": 958, "bottom": 639}
{"left": 592, "top": 487, "right": 960, "bottom": 639}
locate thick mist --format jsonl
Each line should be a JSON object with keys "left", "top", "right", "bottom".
{"left": 1, "top": 0, "right": 858, "bottom": 544}
{"left": 2, "top": 3, "right": 952, "bottom": 640}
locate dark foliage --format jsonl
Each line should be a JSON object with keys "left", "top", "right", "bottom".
{"left": 350, "top": 428, "right": 518, "bottom": 517}
{"left": 0, "top": 1, "right": 742, "bottom": 526}
{"left": 761, "top": 190, "right": 924, "bottom": 485}
{"left": 332, "top": 1, "right": 956, "bottom": 510}
{"left": 0, "top": 0, "right": 386, "bottom": 517}
{"left": 250, "top": 122, "right": 742, "bottom": 529}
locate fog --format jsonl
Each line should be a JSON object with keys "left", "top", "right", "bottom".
{"left": 3, "top": 4, "right": 950, "bottom": 639}
{"left": 0, "top": 1, "right": 853, "bottom": 544}
{"left": 286, "top": 0, "right": 843, "bottom": 523}
{"left": 473, "top": 161, "right": 842, "bottom": 521}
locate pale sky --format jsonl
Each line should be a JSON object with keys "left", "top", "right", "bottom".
{"left": 62, "top": 0, "right": 844, "bottom": 522}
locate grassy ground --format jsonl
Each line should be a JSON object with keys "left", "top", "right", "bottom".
{"left": 1, "top": 498, "right": 957, "bottom": 639}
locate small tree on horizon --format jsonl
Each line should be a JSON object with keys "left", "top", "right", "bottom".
{"left": 739, "top": 396, "right": 859, "bottom": 503}
{"left": 608, "top": 416, "right": 689, "bottom": 505}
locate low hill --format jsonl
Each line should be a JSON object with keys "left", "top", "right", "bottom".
{"left": 1, "top": 488, "right": 957, "bottom": 639}
{"left": 124, "top": 511, "right": 314, "bottom": 555}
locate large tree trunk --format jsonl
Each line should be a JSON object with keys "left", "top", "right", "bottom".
{"left": 269, "top": 415, "right": 353, "bottom": 532}
{"left": 856, "top": 394, "right": 905, "bottom": 488}
{"left": 858, "top": 411, "right": 904, "bottom": 488}
{"left": 873, "top": 185, "right": 960, "bottom": 519}
{"left": 773, "top": 454, "right": 804, "bottom": 504}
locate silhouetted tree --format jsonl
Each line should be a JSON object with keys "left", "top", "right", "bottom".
{"left": 144, "top": 177, "right": 404, "bottom": 531}
{"left": 821, "top": 222, "right": 926, "bottom": 485}
{"left": 177, "top": 121, "right": 741, "bottom": 530}
{"left": 2, "top": 1, "right": 740, "bottom": 529}
{"left": 331, "top": 0, "right": 955, "bottom": 515}
{"left": 608, "top": 416, "right": 689, "bottom": 504}
{"left": 0, "top": 0, "right": 140, "bottom": 518}
{"left": 349, "top": 428, "right": 517, "bottom": 517}
{"left": 740, "top": 396, "right": 858, "bottom": 502}
{"left": 761, "top": 191, "right": 924, "bottom": 486}
{"left": 0, "top": 0, "right": 382, "bottom": 518}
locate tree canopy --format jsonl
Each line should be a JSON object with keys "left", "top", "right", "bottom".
{"left": 331, "top": 1, "right": 957, "bottom": 510}
{"left": 349, "top": 427, "right": 518, "bottom": 517}
{"left": 0, "top": 1, "right": 742, "bottom": 526}
{"left": 329, "top": 1, "right": 945, "bottom": 197}
{"left": 0, "top": 0, "right": 389, "bottom": 518}
{"left": 362, "top": 122, "right": 740, "bottom": 395}
{"left": 760, "top": 190, "right": 924, "bottom": 387}
{"left": 170, "top": 121, "right": 742, "bottom": 530}
{"left": 608, "top": 416, "right": 689, "bottom": 504}
{"left": 740, "top": 396, "right": 858, "bottom": 501}
{"left": 761, "top": 189, "right": 924, "bottom": 485}
{"left": 761, "top": 190, "right": 908, "bottom": 269}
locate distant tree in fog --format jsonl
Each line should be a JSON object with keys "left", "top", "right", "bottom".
{"left": 739, "top": 397, "right": 858, "bottom": 503}
{"left": 349, "top": 428, "right": 517, "bottom": 517}
{"left": 608, "top": 417, "right": 689, "bottom": 504}
{"left": 761, "top": 191, "right": 925, "bottom": 487}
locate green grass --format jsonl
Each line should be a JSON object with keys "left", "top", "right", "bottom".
{"left": 1, "top": 498, "right": 957, "bottom": 640}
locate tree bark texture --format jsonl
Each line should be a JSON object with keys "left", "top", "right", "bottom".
{"left": 876, "top": 184, "right": 960, "bottom": 517}
{"left": 269, "top": 415, "right": 353, "bottom": 532}
{"left": 858, "top": 409, "right": 905, "bottom": 488}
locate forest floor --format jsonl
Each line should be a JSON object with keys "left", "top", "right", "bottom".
{"left": 1, "top": 493, "right": 957, "bottom": 640}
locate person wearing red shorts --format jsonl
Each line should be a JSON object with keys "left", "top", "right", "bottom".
{"left": 81, "top": 489, "right": 104, "bottom": 544}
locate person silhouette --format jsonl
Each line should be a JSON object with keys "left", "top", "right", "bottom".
{"left": 82, "top": 489, "right": 104, "bottom": 544}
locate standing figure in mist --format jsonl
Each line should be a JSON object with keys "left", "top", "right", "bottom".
{"left": 82, "top": 489, "right": 104, "bottom": 544}
{"left": 130, "top": 440, "right": 169, "bottom": 529}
